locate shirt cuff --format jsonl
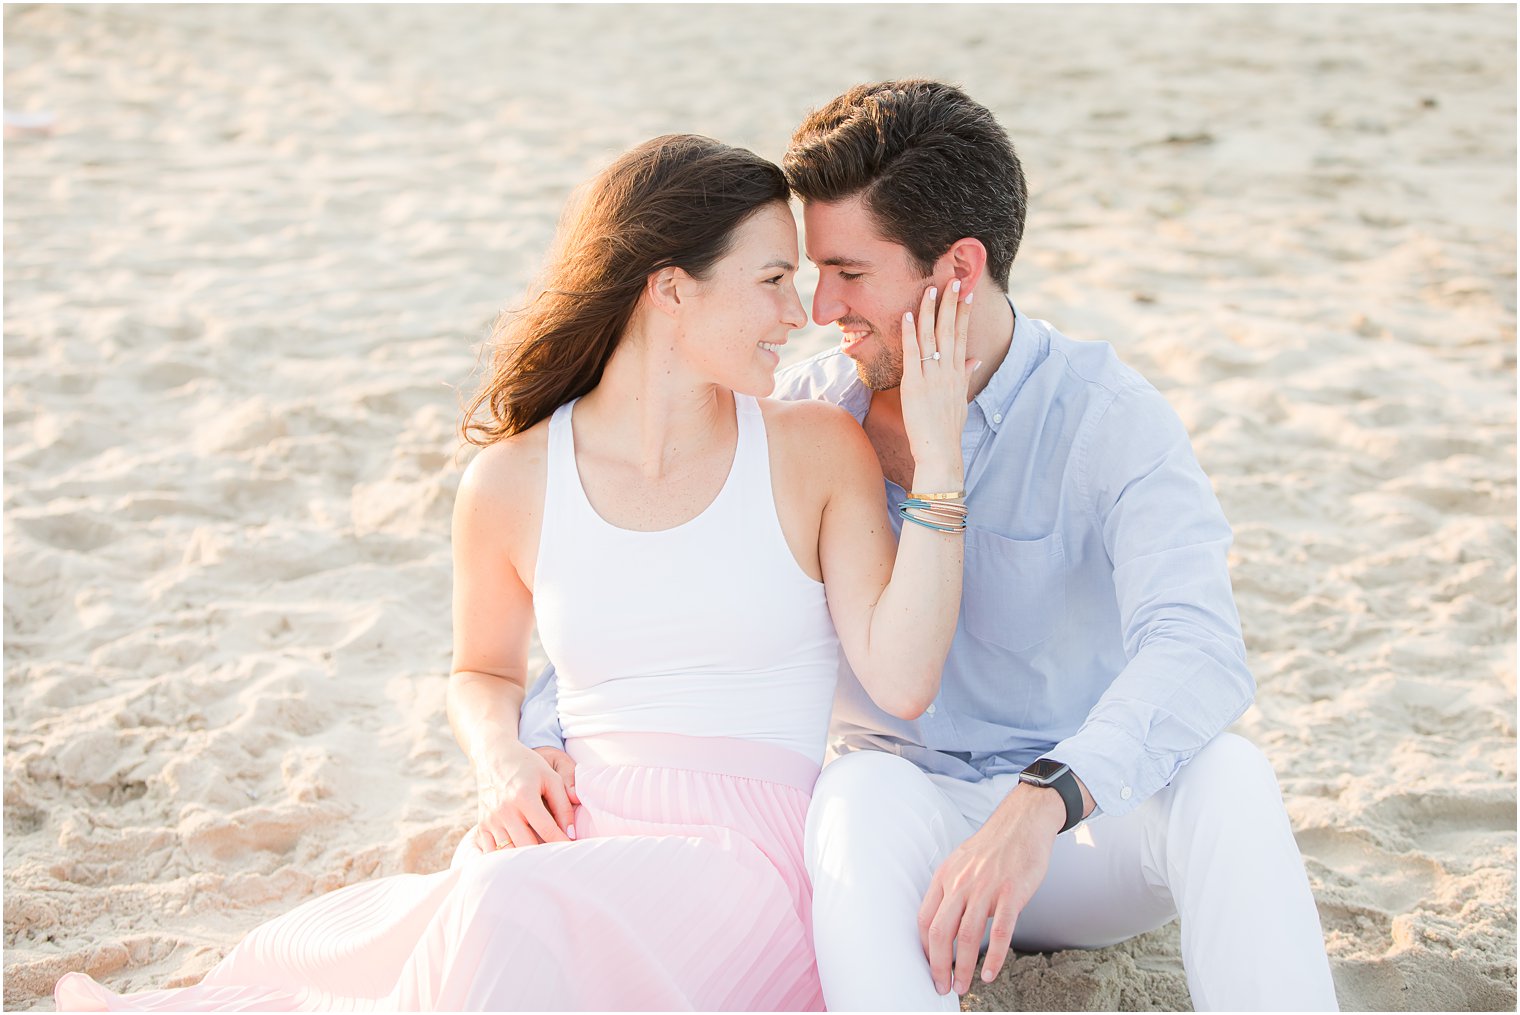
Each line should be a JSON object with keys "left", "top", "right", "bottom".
{"left": 1049, "top": 719, "right": 1169, "bottom": 818}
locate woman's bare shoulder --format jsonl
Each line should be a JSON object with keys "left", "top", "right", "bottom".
{"left": 756, "top": 396, "right": 875, "bottom": 471}
{"left": 457, "top": 415, "right": 553, "bottom": 511}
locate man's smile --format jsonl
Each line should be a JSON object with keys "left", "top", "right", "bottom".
{"left": 840, "top": 329, "right": 872, "bottom": 356}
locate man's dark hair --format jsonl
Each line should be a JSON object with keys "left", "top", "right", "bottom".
{"left": 783, "top": 79, "right": 1027, "bottom": 291}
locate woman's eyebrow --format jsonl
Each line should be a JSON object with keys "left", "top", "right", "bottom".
{"left": 759, "top": 258, "right": 797, "bottom": 271}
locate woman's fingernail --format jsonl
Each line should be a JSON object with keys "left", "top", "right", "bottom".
{"left": 567, "top": 824, "right": 576, "bottom": 840}
{"left": 928, "top": 287, "right": 938, "bottom": 301}
{"left": 951, "top": 278, "right": 961, "bottom": 293}
{"left": 906, "top": 310, "right": 914, "bottom": 324}
{"left": 965, "top": 290, "right": 975, "bottom": 305}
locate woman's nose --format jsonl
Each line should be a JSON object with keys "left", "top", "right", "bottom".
{"left": 783, "top": 286, "right": 807, "bottom": 328}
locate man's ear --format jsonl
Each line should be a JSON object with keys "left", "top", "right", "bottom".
{"left": 938, "top": 238, "right": 988, "bottom": 295}
{"left": 645, "top": 266, "right": 690, "bottom": 317}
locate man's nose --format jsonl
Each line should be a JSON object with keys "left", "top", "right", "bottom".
{"left": 811, "top": 279, "right": 844, "bottom": 327}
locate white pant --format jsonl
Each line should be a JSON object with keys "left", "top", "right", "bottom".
{"left": 803, "top": 734, "right": 1339, "bottom": 1011}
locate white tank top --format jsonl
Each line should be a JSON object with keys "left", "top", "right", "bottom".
{"left": 533, "top": 393, "right": 841, "bottom": 763}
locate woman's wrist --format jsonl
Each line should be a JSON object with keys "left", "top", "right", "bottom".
{"left": 910, "top": 463, "right": 964, "bottom": 494}
{"left": 475, "top": 736, "right": 531, "bottom": 776}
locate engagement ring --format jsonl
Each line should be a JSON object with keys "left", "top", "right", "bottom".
{"left": 921, "top": 351, "right": 941, "bottom": 362}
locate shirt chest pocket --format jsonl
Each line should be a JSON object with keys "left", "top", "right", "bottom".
{"left": 962, "top": 527, "right": 1066, "bottom": 652}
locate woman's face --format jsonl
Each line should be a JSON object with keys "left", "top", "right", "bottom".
{"left": 677, "top": 202, "right": 808, "bottom": 397}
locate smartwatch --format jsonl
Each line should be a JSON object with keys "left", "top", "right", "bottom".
{"left": 1018, "top": 758, "right": 1084, "bottom": 833}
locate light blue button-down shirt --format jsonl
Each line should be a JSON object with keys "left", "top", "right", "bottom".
{"left": 516, "top": 306, "right": 1254, "bottom": 817}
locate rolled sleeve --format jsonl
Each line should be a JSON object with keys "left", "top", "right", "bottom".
{"left": 1062, "top": 385, "right": 1255, "bottom": 816}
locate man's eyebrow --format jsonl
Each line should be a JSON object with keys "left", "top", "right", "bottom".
{"left": 811, "top": 256, "right": 872, "bottom": 269}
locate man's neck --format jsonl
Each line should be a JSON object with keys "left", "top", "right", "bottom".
{"left": 867, "top": 386, "right": 903, "bottom": 423}
{"left": 965, "top": 289, "right": 1017, "bottom": 401}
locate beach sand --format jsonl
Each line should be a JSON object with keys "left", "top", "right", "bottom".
{"left": 4, "top": 4, "right": 1514, "bottom": 1010}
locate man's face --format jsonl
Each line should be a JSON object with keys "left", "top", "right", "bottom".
{"left": 802, "top": 195, "right": 935, "bottom": 392}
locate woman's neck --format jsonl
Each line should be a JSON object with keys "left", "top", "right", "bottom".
{"left": 575, "top": 319, "right": 733, "bottom": 481}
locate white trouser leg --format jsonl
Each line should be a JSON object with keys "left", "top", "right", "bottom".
{"left": 1152, "top": 734, "right": 1336, "bottom": 1011}
{"left": 804, "top": 751, "right": 966, "bottom": 1011}
{"left": 808, "top": 736, "right": 1337, "bottom": 1012}
{"left": 1010, "top": 734, "right": 1339, "bottom": 1011}
{"left": 928, "top": 769, "right": 1183, "bottom": 952}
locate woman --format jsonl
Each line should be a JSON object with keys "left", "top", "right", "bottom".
{"left": 55, "top": 134, "right": 974, "bottom": 1011}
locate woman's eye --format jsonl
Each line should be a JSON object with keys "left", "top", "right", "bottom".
{"left": 765, "top": 275, "right": 784, "bottom": 285}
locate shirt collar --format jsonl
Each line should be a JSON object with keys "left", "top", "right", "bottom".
{"left": 839, "top": 368, "right": 872, "bottom": 423}
{"left": 971, "top": 297, "right": 1040, "bottom": 432}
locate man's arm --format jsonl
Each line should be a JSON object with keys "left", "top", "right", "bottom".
{"left": 1051, "top": 381, "right": 1254, "bottom": 816}
{"left": 920, "top": 380, "right": 1253, "bottom": 996}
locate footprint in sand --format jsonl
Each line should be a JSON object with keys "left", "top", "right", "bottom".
{"left": 12, "top": 509, "right": 119, "bottom": 554}
{"left": 194, "top": 398, "right": 289, "bottom": 455}
{"left": 1363, "top": 790, "right": 1517, "bottom": 855}
{"left": 1296, "top": 824, "right": 1445, "bottom": 916}
{"left": 180, "top": 802, "right": 343, "bottom": 865}
{"left": 133, "top": 361, "right": 211, "bottom": 394}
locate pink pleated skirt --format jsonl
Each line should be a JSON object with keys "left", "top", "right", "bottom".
{"left": 54, "top": 732, "right": 825, "bottom": 1011}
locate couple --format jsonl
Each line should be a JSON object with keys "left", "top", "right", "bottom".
{"left": 54, "top": 80, "right": 1337, "bottom": 1012}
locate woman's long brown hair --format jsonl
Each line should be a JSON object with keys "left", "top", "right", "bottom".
{"left": 461, "top": 135, "right": 790, "bottom": 446}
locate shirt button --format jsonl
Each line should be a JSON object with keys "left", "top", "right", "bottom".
{"left": 992, "top": 413, "right": 1003, "bottom": 424}
{"left": 1120, "top": 786, "right": 1133, "bottom": 801}
{"left": 925, "top": 704, "right": 937, "bottom": 716}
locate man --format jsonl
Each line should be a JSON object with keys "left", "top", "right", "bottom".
{"left": 518, "top": 80, "right": 1337, "bottom": 1011}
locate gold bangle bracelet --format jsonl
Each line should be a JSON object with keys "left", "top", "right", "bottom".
{"left": 909, "top": 489, "right": 965, "bottom": 501}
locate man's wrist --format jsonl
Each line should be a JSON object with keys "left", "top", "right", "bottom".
{"left": 1018, "top": 758, "right": 1088, "bottom": 833}
{"left": 1009, "top": 782, "right": 1067, "bottom": 836}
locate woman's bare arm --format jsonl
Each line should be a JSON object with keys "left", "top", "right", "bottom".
{"left": 447, "top": 439, "right": 575, "bottom": 848}
{"left": 811, "top": 285, "right": 971, "bottom": 718}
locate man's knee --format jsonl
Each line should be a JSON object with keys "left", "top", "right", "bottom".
{"left": 805, "top": 750, "right": 947, "bottom": 878}
{"left": 1168, "top": 732, "right": 1285, "bottom": 824}
{"left": 1191, "top": 732, "right": 1279, "bottom": 788}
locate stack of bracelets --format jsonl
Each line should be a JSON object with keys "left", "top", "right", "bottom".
{"left": 898, "top": 489, "right": 968, "bottom": 535}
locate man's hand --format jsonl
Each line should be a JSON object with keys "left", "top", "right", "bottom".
{"left": 917, "top": 783, "right": 1066, "bottom": 996}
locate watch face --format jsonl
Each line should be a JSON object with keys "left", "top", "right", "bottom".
{"left": 1024, "top": 759, "right": 1068, "bottom": 783}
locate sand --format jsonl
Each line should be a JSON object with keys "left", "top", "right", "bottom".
{"left": 3, "top": 4, "right": 1514, "bottom": 1011}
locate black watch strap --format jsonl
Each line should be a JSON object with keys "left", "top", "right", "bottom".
{"left": 1019, "top": 760, "right": 1084, "bottom": 834}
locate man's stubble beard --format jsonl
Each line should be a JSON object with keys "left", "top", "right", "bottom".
{"left": 851, "top": 282, "right": 932, "bottom": 392}
{"left": 855, "top": 335, "right": 905, "bottom": 391}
